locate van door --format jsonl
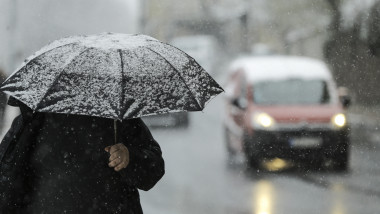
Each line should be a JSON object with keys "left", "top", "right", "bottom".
{"left": 225, "top": 72, "right": 248, "bottom": 141}
{"left": 231, "top": 75, "right": 248, "bottom": 129}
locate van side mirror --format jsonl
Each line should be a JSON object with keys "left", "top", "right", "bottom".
{"left": 340, "top": 95, "right": 351, "bottom": 108}
{"left": 338, "top": 87, "right": 351, "bottom": 109}
{"left": 231, "top": 97, "right": 247, "bottom": 109}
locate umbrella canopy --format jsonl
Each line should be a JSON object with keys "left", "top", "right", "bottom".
{"left": 1, "top": 33, "right": 223, "bottom": 120}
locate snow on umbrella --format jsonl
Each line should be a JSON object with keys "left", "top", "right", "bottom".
{"left": 0, "top": 33, "right": 224, "bottom": 120}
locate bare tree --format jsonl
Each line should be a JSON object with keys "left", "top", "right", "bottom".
{"left": 368, "top": 1, "right": 380, "bottom": 55}
{"left": 325, "top": 0, "right": 342, "bottom": 32}
{"left": 323, "top": 0, "right": 380, "bottom": 105}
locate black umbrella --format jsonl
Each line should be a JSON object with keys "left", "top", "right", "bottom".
{"left": 1, "top": 33, "right": 223, "bottom": 121}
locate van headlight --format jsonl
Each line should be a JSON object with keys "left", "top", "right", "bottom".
{"left": 252, "top": 112, "right": 276, "bottom": 130}
{"left": 332, "top": 113, "right": 346, "bottom": 128}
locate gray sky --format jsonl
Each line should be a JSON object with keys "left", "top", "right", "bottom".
{"left": 0, "top": 0, "right": 140, "bottom": 74}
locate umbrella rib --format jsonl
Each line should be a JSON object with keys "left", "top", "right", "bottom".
{"left": 144, "top": 47, "right": 202, "bottom": 110}
{"left": 34, "top": 47, "right": 93, "bottom": 111}
{"left": 117, "top": 49, "right": 126, "bottom": 120}
{"left": 146, "top": 39, "right": 201, "bottom": 68}
{"left": 2, "top": 42, "right": 79, "bottom": 85}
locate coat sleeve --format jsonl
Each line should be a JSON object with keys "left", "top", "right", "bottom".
{"left": 0, "top": 114, "right": 22, "bottom": 162}
{"left": 0, "top": 115, "right": 24, "bottom": 211}
{"left": 119, "top": 118, "right": 165, "bottom": 191}
{"left": 0, "top": 100, "right": 36, "bottom": 162}
{"left": 0, "top": 99, "right": 33, "bottom": 162}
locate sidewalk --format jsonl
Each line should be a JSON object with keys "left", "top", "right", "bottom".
{"left": 348, "top": 104, "right": 380, "bottom": 146}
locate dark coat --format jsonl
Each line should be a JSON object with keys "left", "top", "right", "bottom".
{"left": 0, "top": 70, "right": 7, "bottom": 130}
{"left": 0, "top": 99, "right": 165, "bottom": 213}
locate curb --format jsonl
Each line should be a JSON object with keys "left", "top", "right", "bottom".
{"left": 348, "top": 105, "right": 380, "bottom": 146}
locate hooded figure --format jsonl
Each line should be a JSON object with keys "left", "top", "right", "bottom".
{"left": 0, "top": 97, "right": 165, "bottom": 213}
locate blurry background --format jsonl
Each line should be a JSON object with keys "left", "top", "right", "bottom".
{"left": 2, "top": 0, "right": 380, "bottom": 105}
{"left": 1, "top": 0, "right": 380, "bottom": 213}
{"left": 0, "top": 0, "right": 141, "bottom": 131}
{"left": 140, "top": 0, "right": 380, "bottom": 105}
{"left": 0, "top": 0, "right": 140, "bottom": 73}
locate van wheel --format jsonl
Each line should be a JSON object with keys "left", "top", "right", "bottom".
{"left": 176, "top": 113, "right": 189, "bottom": 128}
{"left": 243, "top": 134, "right": 260, "bottom": 169}
{"left": 224, "top": 127, "right": 237, "bottom": 166}
{"left": 246, "top": 156, "right": 260, "bottom": 169}
{"left": 333, "top": 143, "right": 349, "bottom": 171}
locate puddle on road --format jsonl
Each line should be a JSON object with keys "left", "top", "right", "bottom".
{"left": 252, "top": 180, "right": 274, "bottom": 214}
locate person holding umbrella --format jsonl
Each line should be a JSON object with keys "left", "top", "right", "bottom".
{"left": 0, "top": 97, "right": 165, "bottom": 213}
{"left": 0, "top": 33, "right": 223, "bottom": 213}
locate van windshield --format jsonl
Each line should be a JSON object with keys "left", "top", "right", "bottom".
{"left": 253, "top": 79, "right": 330, "bottom": 105}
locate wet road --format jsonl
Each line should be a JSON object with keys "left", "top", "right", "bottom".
{"left": 141, "top": 89, "right": 380, "bottom": 214}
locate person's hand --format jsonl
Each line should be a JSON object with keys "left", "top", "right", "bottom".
{"left": 105, "top": 143, "right": 130, "bottom": 171}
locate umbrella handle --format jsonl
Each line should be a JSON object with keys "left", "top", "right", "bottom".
{"left": 114, "top": 119, "right": 117, "bottom": 145}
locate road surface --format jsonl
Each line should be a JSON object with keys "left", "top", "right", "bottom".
{"left": 140, "top": 76, "right": 380, "bottom": 214}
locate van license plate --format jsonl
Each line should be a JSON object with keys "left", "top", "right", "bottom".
{"left": 290, "top": 137, "right": 322, "bottom": 148}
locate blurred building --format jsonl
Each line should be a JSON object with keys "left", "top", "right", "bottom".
{"left": 141, "top": 0, "right": 330, "bottom": 59}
